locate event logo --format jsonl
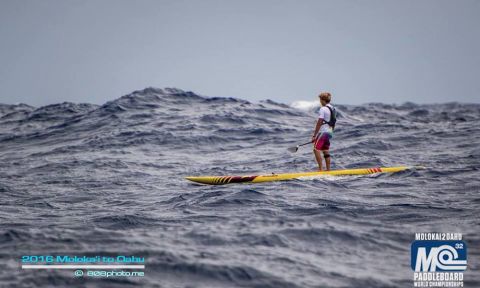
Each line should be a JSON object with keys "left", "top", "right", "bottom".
{"left": 411, "top": 233, "right": 467, "bottom": 287}
{"left": 412, "top": 241, "right": 467, "bottom": 272}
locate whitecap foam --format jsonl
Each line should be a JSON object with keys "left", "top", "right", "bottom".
{"left": 290, "top": 100, "right": 319, "bottom": 111}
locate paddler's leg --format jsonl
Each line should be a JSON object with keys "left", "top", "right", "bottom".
{"left": 313, "top": 132, "right": 324, "bottom": 170}
{"left": 314, "top": 149, "right": 323, "bottom": 171}
{"left": 322, "top": 132, "right": 331, "bottom": 171}
{"left": 314, "top": 132, "right": 331, "bottom": 171}
{"left": 323, "top": 151, "right": 331, "bottom": 171}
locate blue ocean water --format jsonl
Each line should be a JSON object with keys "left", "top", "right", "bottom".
{"left": 0, "top": 87, "right": 479, "bottom": 287}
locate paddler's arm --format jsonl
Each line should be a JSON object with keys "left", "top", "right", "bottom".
{"left": 311, "top": 118, "right": 324, "bottom": 142}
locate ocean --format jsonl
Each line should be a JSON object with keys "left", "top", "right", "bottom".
{"left": 0, "top": 87, "right": 479, "bottom": 287}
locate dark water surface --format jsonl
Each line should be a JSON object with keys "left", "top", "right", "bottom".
{"left": 1, "top": 88, "right": 479, "bottom": 287}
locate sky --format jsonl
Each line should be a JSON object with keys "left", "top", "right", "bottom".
{"left": 0, "top": 0, "right": 479, "bottom": 107}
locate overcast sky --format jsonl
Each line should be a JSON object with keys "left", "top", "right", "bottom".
{"left": 1, "top": 0, "right": 479, "bottom": 107}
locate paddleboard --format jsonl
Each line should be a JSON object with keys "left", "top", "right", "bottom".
{"left": 186, "top": 166, "right": 422, "bottom": 185}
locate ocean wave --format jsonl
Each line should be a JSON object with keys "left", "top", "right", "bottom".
{"left": 1, "top": 87, "right": 479, "bottom": 287}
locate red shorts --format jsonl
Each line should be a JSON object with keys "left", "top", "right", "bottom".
{"left": 314, "top": 133, "right": 331, "bottom": 151}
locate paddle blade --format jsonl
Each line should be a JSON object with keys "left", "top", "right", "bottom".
{"left": 287, "top": 146, "right": 299, "bottom": 153}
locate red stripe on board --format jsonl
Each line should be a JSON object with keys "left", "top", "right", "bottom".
{"left": 229, "top": 176, "right": 257, "bottom": 183}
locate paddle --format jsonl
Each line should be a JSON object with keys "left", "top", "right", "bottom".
{"left": 287, "top": 140, "right": 313, "bottom": 153}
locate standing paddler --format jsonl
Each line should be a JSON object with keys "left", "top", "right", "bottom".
{"left": 311, "top": 92, "right": 336, "bottom": 171}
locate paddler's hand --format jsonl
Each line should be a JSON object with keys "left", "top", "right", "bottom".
{"left": 311, "top": 135, "right": 316, "bottom": 142}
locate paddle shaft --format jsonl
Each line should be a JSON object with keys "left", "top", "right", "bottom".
{"left": 288, "top": 140, "right": 314, "bottom": 153}
{"left": 298, "top": 140, "right": 313, "bottom": 147}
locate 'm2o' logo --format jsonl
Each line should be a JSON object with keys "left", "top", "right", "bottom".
{"left": 411, "top": 241, "right": 467, "bottom": 272}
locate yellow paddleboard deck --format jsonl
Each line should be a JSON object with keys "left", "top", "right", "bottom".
{"left": 186, "top": 166, "right": 421, "bottom": 185}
